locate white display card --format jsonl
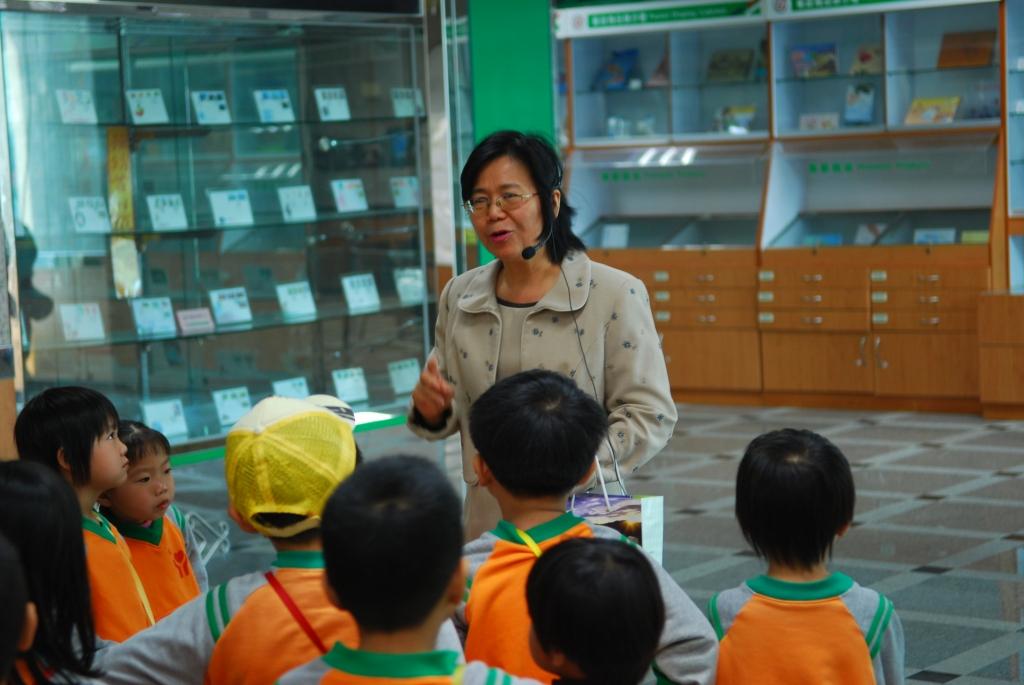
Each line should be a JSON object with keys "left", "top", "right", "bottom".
{"left": 393, "top": 268, "right": 425, "bottom": 306}
{"left": 190, "top": 90, "right": 231, "bottom": 125}
{"left": 208, "top": 189, "right": 255, "bottom": 227}
{"left": 253, "top": 89, "right": 295, "bottom": 124}
{"left": 276, "top": 185, "right": 317, "bottom": 223}
{"left": 146, "top": 194, "right": 189, "bottom": 231}
{"left": 209, "top": 287, "right": 253, "bottom": 325}
{"left": 341, "top": 273, "right": 381, "bottom": 314}
{"left": 60, "top": 303, "right": 106, "bottom": 342}
{"left": 388, "top": 358, "right": 421, "bottom": 396}
{"left": 601, "top": 223, "right": 630, "bottom": 248}
{"left": 389, "top": 176, "right": 420, "bottom": 208}
{"left": 272, "top": 376, "right": 310, "bottom": 399}
{"left": 55, "top": 89, "right": 98, "bottom": 124}
{"left": 913, "top": 228, "right": 957, "bottom": 246}
{"left": 332, "top": 367, "right": 370, "bottom": 404}
{"left": 68, "top": 197, "right": 112, "bottom": 234}
{"left": 276, "top": 281, "right": 317, "bottom": 319}
{"left": 212, "top": 386, "right": 251, "bottom": 426}
{"left": 141, "top": 399, "right": 189, "bottom": 438}
{"left": 314, "top": 87, "right": 351, "bottom": 121}
{"left": 176, "top": 307, "right": 215, "bottom": 335}
{"left": 330, "top": 179, "right": 369, "bottom": 213}
{"left": 390, "top": 87, "right": 424, "bottom": 117}
{"left": 131, "top": 297, "right": 176, "bottom": 337}
{"left": 126, "top": 89, "right": 170, "bottom": 125}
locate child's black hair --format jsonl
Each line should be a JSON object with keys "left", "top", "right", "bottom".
{"left": 468, "top": 369, "right": 607, "bottom": 497}
{"left": 321, "top": 455, "right": 462, "bottom": 632}
{"left": 0, "top": 461, "right": 101, "bottom": 682}
{"left": 14, "top": 386, "right": 119, "bottom": 485}
{"left": 736, "top": 428, "right": 855, "bottom": 570}
{"left": 0, "top": 531, "right": 29, "bottom": 683}
{"left": 526, "top": 538, "right": 665, "bottom": 685}
{"left": 117, "top": 420, "right": 171, "bottom": 466}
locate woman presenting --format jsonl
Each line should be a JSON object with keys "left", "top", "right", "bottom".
{"left": 409, "top": 131, "right": 677, "bottom": 538}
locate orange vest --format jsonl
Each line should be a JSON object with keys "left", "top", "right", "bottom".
{"left": 114, "top": 511, "right": 200, "bottom": 621}
{"left": 205, "top": 551, "right": 359, "bottom": 685}
{"left": 82, "top": 514, "right": 154, "bottom": 641}
{"left": 464, "top": 513, "right": 593, "bottom": 683}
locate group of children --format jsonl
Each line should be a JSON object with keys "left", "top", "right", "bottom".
{"left": 0, "top": 368, "right": 905, "bottom": 684}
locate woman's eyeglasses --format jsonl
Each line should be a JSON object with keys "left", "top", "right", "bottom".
{"left": 463, "top": 192, "right": 537, "bottom": 215}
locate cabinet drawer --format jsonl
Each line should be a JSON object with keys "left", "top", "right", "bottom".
{"left": 645, "top": 268, "right": 756, "bottom": 288}
{"left": 758, "top": 268, "right": 866, "bottom": 288}
{"left": 758, "top": 288, "right": 868, "bottom": 309}
{"left": 869, "top": 289, "right": 979, "bottom": 309}
{"left": 870, "top": 310, "right": 977, "bottom": 331}
{"left": 868, "top": 267, "right": 990, "bottom": 289}
{"left": 651, "top": 288, "right": 756, "bottom": 308}
{"left": 757, "top": 309, "right": 869, "bottom": 332}
{"left": 654, "top": 308, "right": 756, "bottom": 329}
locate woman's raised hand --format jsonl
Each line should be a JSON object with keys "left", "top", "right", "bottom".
{"left": 412, "top": 356, "right": 455, "bottom": 426}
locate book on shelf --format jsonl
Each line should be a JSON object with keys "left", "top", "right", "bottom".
{"left": 854, "top": 223, "right": 887, "bottom": 246}
{"left": 843, "top": 83, "right": 875, "bottom": 125}
{"left": 904, "top": 96, "right": 960, "bottom": 125}
{"left": 646, "top": 51, "right": 670, "bottom": 87}
{"left": 592, "top": 48, "right": 640, "bottom": 91}
{"left": 706, "top": 49, "right": 754, "bottom": 83}
{"left": 790, "top": 43, "right": 837, "bottom": 78}
{"left": 850, "top": 44, "right": 882, "bottom": 75}
{"left": 798, "top": 112, "right": 839, "bottom": 131}
{"left": 937, "top": 30, "right": 996, "bottom": 69}
{"left": 715, "top": 104, "right": 756, "bottom": 134}
{"left": 913, "top": 228, "right": 957, "bottom": 245}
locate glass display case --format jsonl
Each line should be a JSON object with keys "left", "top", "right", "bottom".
{"left": 3, "top": 9, "right": 433, "bottom": 447}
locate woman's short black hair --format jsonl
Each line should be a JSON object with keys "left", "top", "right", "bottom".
{"left": 460, "top": 130, "right": 585, "bottom": 264}
{"left": 0, "top": 531, "right": 29, "bottom": 682}
{"left": 0, "top": 460, "right": 101, "bottom": 682}
{"left": 14, "top": 386, "right": 119, "bottom": 486}
{"left": 527, "top": 538, "right": 665, "bottom": 685}
{"left": 736, "top": 429, "right": 855, "bottom": 570}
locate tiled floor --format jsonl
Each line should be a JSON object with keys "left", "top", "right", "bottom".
{"left": 174, "top": 404, "right": 1024, "bottom": 684}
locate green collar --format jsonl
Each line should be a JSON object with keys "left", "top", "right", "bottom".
{"left": 82, "top": 512, "right": 117, "bottom": 544}
{"left": 492, "top": 512, "right": 586, "bottom": 546}
{"left": 322, "top": 641, "right": 459, "bottom": 678}
{"left": 272, "top": 550, "right": 324, "bottom": 569}
{"left": 747, "top": 573, "right": 854, "bottom": 601}
{"left": 112, "top": 516, "right": 164, "bottom": 546}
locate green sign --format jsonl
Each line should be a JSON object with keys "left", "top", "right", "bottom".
{"left": 792, "top": 0, "right": 916, "bottom": 11}
{"left": 587, "top": 1, "right": 758, "bottom": 28}
{"left": 807, "top": 160, "right": 931, "bottom": 173}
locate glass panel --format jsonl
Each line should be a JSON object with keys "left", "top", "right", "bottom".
{"left": 1007, "top": 0, "right": 1024, "bottom": 216}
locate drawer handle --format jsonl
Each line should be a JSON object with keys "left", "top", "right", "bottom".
{"left": 696, "top": 294, "right": 717, "bottom": 303}
{"left": 919, "top": 295, "right": 940, "bottom": 304}
{"left": 802, "top": 316, "right": 824, "bottom": 325}
{"left": 921, "top": 317, "right": 941, "bottom": 326}
{"left": 855, "top": 335, "right": 867, "bottom": 367}
{"left": 802, "top": 294, "right": 823, "bottom": 303}
{"left": 874, "top": 335, "right": 889, "bottom": 369}
{"left": 802, "top": 274, "right": 824, "bottom": 282}
{"left": 696, "top": 273, "right": 716, "bottom": 283}
{"left": 917, "top": 274, "right": 941, "bottom": 283}
{"left": 697, "top": 314, "right": 717, "bottom": 324}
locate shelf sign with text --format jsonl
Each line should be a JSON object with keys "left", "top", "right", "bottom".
{"left": 555, "top": 0, "right": 761, "bottom": 38}
{"left": 767, "top": 0, "right": 938, "bottom": 18}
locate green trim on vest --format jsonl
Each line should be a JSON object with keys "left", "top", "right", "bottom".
{"left": 867, "top": 594, "right": 895, "bottom": 658}
{"left": 113, "top": 516, "right": 165, "bottom": 547}
{"left": 272, "top": 550, "right": 325, "bottom": 569}
{"left": 491, "top": 512, "right": 586, "bottom": 545}
{"left": 707, "top": 592, "right": 725, "bottom": 640}
{"left": 82, "top": 512, "right": 117, "bottom": 544}
{"left": 746, "top": 572, "right": 855, "bottom": 601}
{"left": 321, "top": 641, "right": 460, "bottom": 678}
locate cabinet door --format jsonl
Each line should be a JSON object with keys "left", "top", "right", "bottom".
{"left": 762, "top": 332, "right": 873, "bottom": 393}
{"left": 980, "top": 346, "right": 1024, "bottom": 403}
{"left": 873, "top": 333, "right": 978, "bottom": 398}
{"left": 662, "top": 330, "right": 762, "bottom": 391}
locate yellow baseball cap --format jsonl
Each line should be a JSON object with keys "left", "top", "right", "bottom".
{"left": 225, "top": 395, "right": 357, "bottom": 538}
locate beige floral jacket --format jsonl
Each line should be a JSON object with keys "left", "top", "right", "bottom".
{"left": 408, "top": 251, "right": 678, "bottom": 487}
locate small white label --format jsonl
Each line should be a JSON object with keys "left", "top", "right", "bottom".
{"left": 388, "top": 358, "right": 421, "bottom": 396}
{"left": 758, "top": 270, "right": 775, "bottom": 282}
{"left": 209, "top": 287, "right": 253, "bottom": 325}
{"left": 758, "top": 312, "right": 775, "bottom": 324}
{"left": 390, "top": 87, "right": 424, "bottom": 117}
{"left": 212, "top": 386, "right": 252, "bottom": 426}
{"left": 331, "top": 179, "right": 369, "bottom": 213}
{"left": 126, "top": 89, "right": 170, "bottom": 125}
{"left": 68, "top": 197, "right": 112, "bottom": 234}
{"left": 146, "top": 194, "right": 189, "bottom": 231}
{"left": 758, "top": 291, "right": 775, "bottom": 303}
{"left": 872, "top": 313, "right": 889, "bottom": 325}
{"left": 253, "top": 89, "right": 295, "bottom": 123}
{"left": 332, "top": 367, "right": 370, "bottom": 404}
{"left": 55, "top": 89, "right": 98, "bottom": 124}
{"left": 389, "top": 176, "right": 420, "bottom": 208}
{"left": 131, "top": 297, "right": 176, "bottom": 337}
{"left": 141, "top": 399, "right": 189, "bottom": 438}
{"left": 277, "top": 185, "right": 317, "bottom": 223}
{"left": 176, "top": 307, "right": 215, "bottom": 335}
{"left": 654, "top": 291, "right": 670, "bottom": 302}
{"left": 870, "top": 270, "right": 888, "bottom": 282}
{"left": 276, "top": 281, "right": 317, "bottom": 319}
{"left": 190, "top": 90, "right": 231, "bottom": 125}
{"left": 1017, "top": 57, "right": 1024, "bottom": 71}
{"left": 272, "top": 377, "right": 310, "bottom": 399}
{"left": 601, "top": 223, "right": 630, "bottom": 248}
{"left": 653, "top": 271, "right": 669, "bottom": 282}
{"left": 208, "top": 189, "right": 255, "bottom": 227}
{"left": 871, "top": 291, "right": 889, "bottom": 304}
{"left": 341, "top": 273, "right": 381, "bottom": 314}
{"left": 654, "top": 311, "right": 671, "bottom": 322}
{"left": 315, "top": 87, "right": 351, "bottom": 121}
{"left": 60, "top": 303, "right": 106, "bottom": 342}
{"left": 394, "top": 268, "right": 426, "bottom": 306}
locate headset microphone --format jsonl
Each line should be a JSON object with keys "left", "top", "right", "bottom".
{"left": 520, "top": 230, "right": 549, "bottom": 260}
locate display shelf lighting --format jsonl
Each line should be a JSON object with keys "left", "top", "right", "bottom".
{"left": 680, "top": 147, "right": 696, "bottom": 166}
{"left": 637, "top": 148, "right": 658, "bottom": 166}
{"left": 658, "top": 147, "right": 677, "bottom": 166}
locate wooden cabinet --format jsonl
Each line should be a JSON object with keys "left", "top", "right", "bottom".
{"left": 873, "top": 333, "right": 979, "bottom": 397}
{"left": 762, "top": 332, "right": 873, "bottom": 393}
{"left": 663, "top": 330, "right": 762, "bottom": 391}
{"left": 979, "top": 294, "right": 1024, "bottom": 411}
